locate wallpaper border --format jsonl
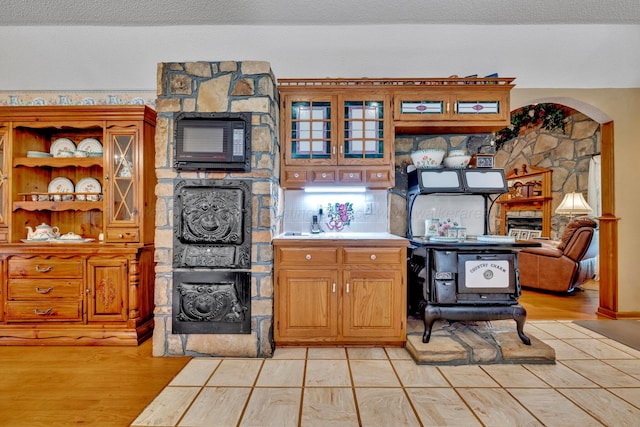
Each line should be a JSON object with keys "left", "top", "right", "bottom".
{"left": 0, "top": 90, "right": 156, "bottom": 108}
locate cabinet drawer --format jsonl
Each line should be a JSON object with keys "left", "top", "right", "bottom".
{"left": 6, "top": 301, "right": 83, "bottom": 322}
{"left": 8, "top": 279, "right": 83, "bottom": 300}
{"left": 343, "top": 247, "right": 404, "bottom": 265}
{"left": 366, "top": 168, "right": 391, "bottom": 183}
{"left": 8, "top": 257, "right": 83, "bottom": 278}
{"left": 106, "top": 228, "right": 139, "bottom": 242}
{"left": 284, "top": 170, "right": 308, "bottom": 185}
{"left": 277, "top": 247, "right": 338, "bottom": 266}
{"left": 339, "top": 170, "right": 364, "bottom": 183}
{"left": 312, "top": 170, "right": 336, "bottom": 183}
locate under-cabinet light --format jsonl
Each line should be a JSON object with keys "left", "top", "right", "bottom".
{"left": 303, "top": 186, "right": 366, "bottom": 193}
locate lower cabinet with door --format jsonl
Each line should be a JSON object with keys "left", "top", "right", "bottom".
{"left": 274, "top": 237, "right": 408, "bottom": 346}
{"left": 0, "top": 246, "right": 154, "bottom": 345}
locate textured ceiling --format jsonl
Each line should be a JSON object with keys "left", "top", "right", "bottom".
{"left": 2, "top": 0, "right": 639, "bottom": 26}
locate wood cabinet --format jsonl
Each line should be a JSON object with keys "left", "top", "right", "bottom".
{"left": 392, "top": 77, "right": 514, "bottom": 134}
{"left": 279, "top": 80, "right": 395, "bottom": 189}
{"left": 497, "top": 165, "right": 552, "bottom": 237}
{"left": 278, "top": 77, "right": 515, "bottom": 188}
{"left": 0, "top": 106, "right": 156, "bottom": 345}
{"left": 273, "top": 238, "right": 407, "bottom": 346}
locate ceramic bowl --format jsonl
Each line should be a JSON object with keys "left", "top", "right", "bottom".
{"left": 410, "top": 149, "right": 445, "bottom": 168}
{"left": 443, "top": 155, "right": 472, "bottom": 169}
{"left": 448, "top": 150, "right": 467, "bottom": 157}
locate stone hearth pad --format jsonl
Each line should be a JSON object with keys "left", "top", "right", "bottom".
{"left": 405, "top": 318, "right": 555, "bottom": 365}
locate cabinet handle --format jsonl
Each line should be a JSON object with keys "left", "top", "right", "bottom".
{"left": 376, "top": 172, "right": 383, "bottom": 178}
{"left": 104, "top": 174, "right": 110, "bottom": 182}
{"left": 346, "top": 282, "right": 350, "bottom": 293}
{"left": 446, "top": 102, "right": 450, "bottom": 113}
{"left": 370, "top": 254, "right": 377, "bottom": 260}
{"left": 339, "top": 146, "right": 343, "bottom": 155}
{"left": 35, "top": 265, "right": 53, "bottom": 273}
{"left": 293, "top": 172, "right": 299, "bottom": 178}
{"left": 332, "top": 146, "right": 336, "bottom": 155}
{"left": 305, "top": 254, "right": 312, "bottom": 260}
{"left": 332, "top": 282, "right": 336, "bottom": 293}
{"left": 34, "top": 307, "right": 53, "bottom": 316}
{"left": 35, "top": 287, "right": 54, "bottom": 294}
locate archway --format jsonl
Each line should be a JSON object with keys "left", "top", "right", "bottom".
{"left": 510, "top": 97, "right": 617, "bottom": 318}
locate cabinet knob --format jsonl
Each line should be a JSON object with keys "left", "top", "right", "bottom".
{"left": 293, "top": 173, "right": 299, "bottom": 178}
{"left": 370, "top": 254, "right": 377, "bottom": 260}
{"left": 305, "top": 254, "right": 312, "bottom": 260}
{"left": 376, "top": 172, "right": 383, "bottom": 178}
{"left": 321, "top": 173, "right": 327, "bottom": 178}
{"left": 348, "top": 173, "right": 354, "bottom": 178}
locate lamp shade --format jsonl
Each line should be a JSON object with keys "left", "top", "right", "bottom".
{"left": 555, "top": 192, "right": 593, "bottom": 216}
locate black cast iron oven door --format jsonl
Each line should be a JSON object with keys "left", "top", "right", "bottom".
{"left": 172, "top": 270, "right": 251, "bottom": 334}
{"left": 173, "top": 179, "right": 252, "bottom": 269}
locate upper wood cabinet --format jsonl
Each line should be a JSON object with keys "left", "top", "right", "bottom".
{"left": 279, "top": 80, "right": 394, "bottom": 189}
{"left": 393, "top": 78, "right": 514, "bottom": 133}
{"left": 278, "top": 77, "right": 515, "bottom": 188}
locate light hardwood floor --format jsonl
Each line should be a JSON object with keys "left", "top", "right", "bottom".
{"left": 0, "top": 283, "right": 600, "bottom": 427}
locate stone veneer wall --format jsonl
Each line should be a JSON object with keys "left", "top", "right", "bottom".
{"left": 153, "top": 61, "right": 280, "bottom": 357}
{"left": 494, "top": 111, "right": 600, "bottom": 238}
{"left": 389, "top": 110, "right": 600, "bottom": 239}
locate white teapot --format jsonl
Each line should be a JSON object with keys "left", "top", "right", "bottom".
{"left": 26, "top": 223, "right": 60, "bottom": 240}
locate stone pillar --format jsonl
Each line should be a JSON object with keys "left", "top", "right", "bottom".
{"left": 153, "top": 61, "right": 279, "bottom": 357}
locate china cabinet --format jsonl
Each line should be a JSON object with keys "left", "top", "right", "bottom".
{"left": 278, "top": 79, "right": 394, "bottom": 189}
{"left": 0, "top": 106, "right": 156, "bottom": 345}
{"left": 497, "top": 165, "right": 552, "bottom": 237}
{"left": 273, "top": 238, "right": 407, "bottom": 345}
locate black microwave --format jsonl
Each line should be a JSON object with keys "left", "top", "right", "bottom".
{"left": 174, "top": 112, "right": 251, "bottom": 171}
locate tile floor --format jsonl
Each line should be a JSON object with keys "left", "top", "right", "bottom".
{"left": 132, "top": 321, "right": 640, "bottom": 427}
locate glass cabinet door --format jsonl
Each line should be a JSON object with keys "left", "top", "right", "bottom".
{"left": 342, "top": 100, "right": 385, "bottom": 161}
{"left": 288, "top": 99, "right": 333, "bottom": 162}
{"left": 106, "top": 129, "right": 138, "bottom": 225}
{"left": 340, "top": 96, "right": 390, "bottom": 165}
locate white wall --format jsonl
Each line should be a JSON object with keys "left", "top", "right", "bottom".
{"left": 1, "top": 24, "right": 639, "bottom": 90}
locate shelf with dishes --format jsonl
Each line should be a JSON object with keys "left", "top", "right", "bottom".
{"left": 14, "top": 176, "right": 103, "bottom": 211}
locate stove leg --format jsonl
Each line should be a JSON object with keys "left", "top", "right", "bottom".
{"left": 422, "top": 305, "right": 441, "bottom": 343}
{"left": 512, "top": 305, "right": 531, "bottom": 345}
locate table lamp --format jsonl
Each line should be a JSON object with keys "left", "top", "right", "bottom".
{"left": 555, "top": 192, "right": 593, "bottom": 219}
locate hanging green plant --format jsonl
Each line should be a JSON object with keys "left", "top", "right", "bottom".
{"left": 495, "top": 103, "right": 565, "bottom": 149}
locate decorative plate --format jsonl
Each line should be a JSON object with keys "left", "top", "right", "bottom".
{"left": 50, "top": 138, "right": 76, "bottom": 157}
{"left": 48, "top": 177, "right": 74, "bottom": 199}
{"left": 477, "top": 235, "right": 516, "bottom": 243}
{"left": 77, "top": 138, "right": 103, "bottom": 154}
{"left": 51, "top": 238, "right": 95, "bottom": 243}
{"left": 75, "top": 177, "right": 102, "bottom": 201}
{"left": 428, "top": 236, "right": 460, "bottom": 243}
{"left": 27, "top": 151, "right": 53, "bottom": 158}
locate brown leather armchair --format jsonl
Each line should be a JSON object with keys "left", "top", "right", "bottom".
{"left": 518, "top": 217, "right": 598, "bottom": 293}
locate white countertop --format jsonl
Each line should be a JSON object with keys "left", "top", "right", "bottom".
{"left": 273, "top": 232, "right": 407, "bottom": 241}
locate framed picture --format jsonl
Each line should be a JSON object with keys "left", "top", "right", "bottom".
{"left": 508, "top": 229, "right": 520, "bottom": 238}
{"left": 518, "top": 230, "right": 531, "bottom": 240}
{"left": 528, "top": 230, "right": 542, "bottom": 239}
